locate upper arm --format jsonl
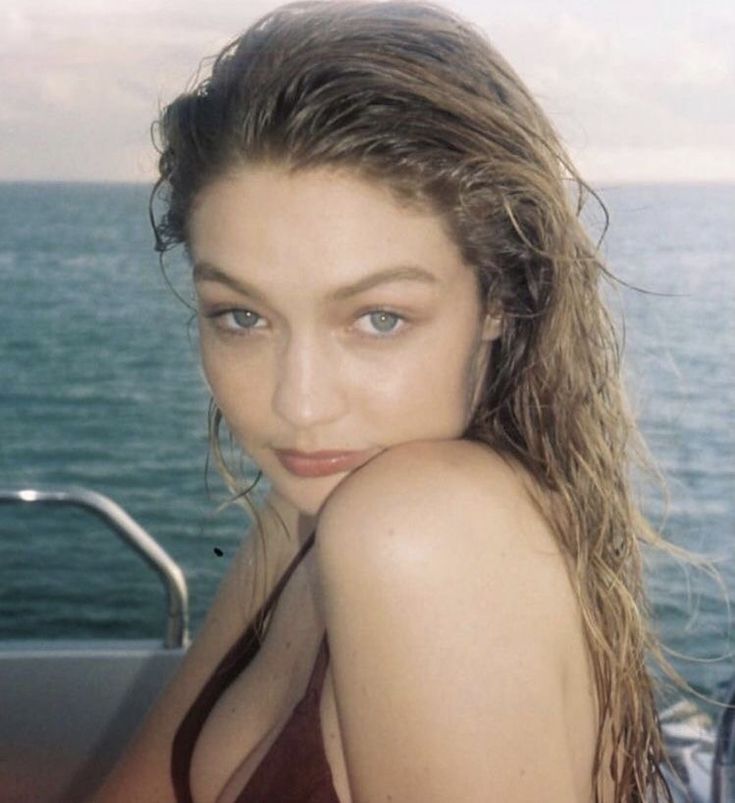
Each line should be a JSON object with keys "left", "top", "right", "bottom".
{"left": 317, "top": 440, "right": 582, "bottom": 803}
{"left": 89, "top": 525, "right": 263, "bottom": 803}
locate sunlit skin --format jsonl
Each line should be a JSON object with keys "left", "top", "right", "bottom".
{"left": 188, "top": 163, "right": 501, "bottom": 529}
{"left": 90, "top": 164, "right": 600, "bottom": 803}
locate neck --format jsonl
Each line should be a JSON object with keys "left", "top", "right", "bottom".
{"left": 262, "top": 490, "right": 318, "bottom": 550}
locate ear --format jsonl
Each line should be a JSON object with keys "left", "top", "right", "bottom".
{"left": 480, "top": 311, "right": 503, "bottom": 342}
{"left": 467, "top": 312, "right": 501, "bottom": 415}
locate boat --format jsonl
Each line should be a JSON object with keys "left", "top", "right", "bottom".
{"left": 0, "top": 487, "right": 732, "bottom": 802}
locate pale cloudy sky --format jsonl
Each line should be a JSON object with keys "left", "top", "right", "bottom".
{"left": 2, "top": 0, "right": 734, "bottom": 183}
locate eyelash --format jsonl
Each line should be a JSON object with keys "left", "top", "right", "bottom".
{"left": 202, "top": 307, "right": 407, "bottom": 338}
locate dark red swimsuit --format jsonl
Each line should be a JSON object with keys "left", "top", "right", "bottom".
{"left": 171, "top": 532, "right": 341, "bottom": 802}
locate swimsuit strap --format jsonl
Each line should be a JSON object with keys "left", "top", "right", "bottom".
{"left": 262, "top": 531, "right": 317, "bottom": 617}
{"left": 300, "top": 634, "right": 330, "bottom": 703}
{"left": 171, "top": 531, "right": 317, "bottom": 803}
{"left": 211, "top": 529, "right": 317, "bottom": 681}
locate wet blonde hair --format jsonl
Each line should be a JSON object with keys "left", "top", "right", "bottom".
{"left": 152, "top": 2, "right": 678, "bottom": 799}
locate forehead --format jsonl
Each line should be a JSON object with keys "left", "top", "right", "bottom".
{"left": 187, "top": 163, "right": 472, "bottom": 293}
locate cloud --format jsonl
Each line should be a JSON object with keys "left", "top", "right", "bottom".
{"left": 577, "top": 146, "right": 735, "bottom": 184}
{"left": 0, "top": 1, "right": 251, "bottom": 180}
{"left": 465, "top": 4, "right": 735, "bottom": 179}
{"left": 4, "top": 6, "right": 32, "bottom": 40}
{"left": 1, "top": 0, "right": 734, "bottom": 181}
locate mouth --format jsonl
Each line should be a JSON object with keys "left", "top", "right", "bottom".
{"left": 274, "top": 448, "right": 376, "bottom": 478}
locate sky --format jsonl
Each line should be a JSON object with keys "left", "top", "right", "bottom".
{"left": 1, "top": 0, "right": 734, "bottom": 183}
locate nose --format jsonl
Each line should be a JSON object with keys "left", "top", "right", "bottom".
{"left": 272, "top": 330, "right": 347, "bottom": 428}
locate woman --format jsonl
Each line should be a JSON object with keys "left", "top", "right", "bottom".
{"left": 92, "top": 1, "right": 675, "bottom": 801}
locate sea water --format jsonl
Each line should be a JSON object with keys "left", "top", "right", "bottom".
{"left": 0, "top": 181, "right": 733, "bottom": 713}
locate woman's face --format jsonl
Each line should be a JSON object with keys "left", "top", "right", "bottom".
{"left": 189, "top": 164, "right": 499, "bottom": 518}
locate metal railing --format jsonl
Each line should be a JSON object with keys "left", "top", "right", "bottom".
{"left": 0, "top": 487, "right": 188, "bottom": 648}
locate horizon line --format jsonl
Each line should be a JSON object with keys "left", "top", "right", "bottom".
{"left": 2, "top": 177, "right": 735, "bottom": 188}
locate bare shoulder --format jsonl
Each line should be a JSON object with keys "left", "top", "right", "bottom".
{"left": 318, "top": 438, "right": 566, "bottom": 589}
{"left": 316, "top": 438, "right": 577, "bottom": 653}
{"left": 316, "top": 439, "right": 587, "bottom": 802}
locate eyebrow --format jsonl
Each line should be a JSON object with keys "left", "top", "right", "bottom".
{"left": 193, "top": 261, "right": 439, "bottom": 302}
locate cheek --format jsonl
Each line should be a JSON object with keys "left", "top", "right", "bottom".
{"left": 361, "top": 336, "right": 480, "bottom": 437}
{"left": 199, "top": 340, "right": 270, "bottom": 438}
{"left": 199, "top": 337, "right": 229, "bottom": 404}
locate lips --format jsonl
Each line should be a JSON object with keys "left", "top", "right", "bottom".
{"left": 274, "top": 448, "right": 374, "bottom": 478}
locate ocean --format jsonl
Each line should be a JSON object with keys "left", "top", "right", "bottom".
{"left": 1, "top": 181, "right": 733, "bottom": 715}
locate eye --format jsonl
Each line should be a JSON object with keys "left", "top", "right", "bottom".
{"left": 203, "top": 307, "right": 266, "bottom": 332}
{"left": 228, "top": 309, "right": 263, "bottom": 329}
{"left": 356, "top": 310, "right": 405, "bottom": 336}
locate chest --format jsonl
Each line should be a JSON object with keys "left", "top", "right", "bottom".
{"left": 190, "top": 655, "right": 351, "bottom": 803}
{"left": 185, "top": 551, "right": 602, "bottom": 803}
{"left": 187, "top": 571, "right": 352, "bottom": 803}
{"left": 193, "top": 648, "right": 602, "bottom": 803}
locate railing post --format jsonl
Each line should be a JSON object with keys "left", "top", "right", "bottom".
{"left": 0, "top": 488, "right": 189, "bottom": 648}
